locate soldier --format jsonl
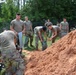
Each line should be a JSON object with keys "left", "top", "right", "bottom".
{"left": 34, "top": 26, "right": 47, "bottom": 50}
{"left": 10, "top": 13, "right": 25, "bottom": 53}
{"left": 44, "top": 19, "right": 53, "bottom": 38}
{"left": 47, "top": 22, "right": 61, "bottom": 44}
{"left": 60, "top": 18, "right": 69, "bottom": 37}
{"left": 24, "top": 16, "right": 33, "bottom": 47}
{"left": 0, "top": 30, "right": 25, "bottom": 75}
{"left": 45, "top": 19, "right": 53, "bottom": 27}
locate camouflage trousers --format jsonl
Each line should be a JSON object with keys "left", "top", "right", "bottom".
{"left": 34, "top": 35, "right": 47, "bottom": 50}
{"left": 0, "top": 49, "right": 25, "bottom": 75}
{"left": 60, "top": 29, "right": 68, "bottom": 38}
{"left": 24, "top": 31, "right": 33, "bottom": 47}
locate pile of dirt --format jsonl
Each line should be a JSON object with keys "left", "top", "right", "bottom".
{"left": 25, "top": 30, "right": 76, "bottom": 75}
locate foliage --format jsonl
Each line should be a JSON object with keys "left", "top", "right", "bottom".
{"left": 23, "top": 0, "right": 76, "bottom": 21}
{"left": 0, "top": 0, "right": 20, "bottom": 22}
{"left": 0, "top": 0, "right": 76, "bottom": 23}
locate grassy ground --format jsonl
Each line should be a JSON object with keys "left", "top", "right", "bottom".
{"left": 23, "top": 35, "right": 60, "bottom": 51}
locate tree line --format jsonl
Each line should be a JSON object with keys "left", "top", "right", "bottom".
{"left": 0, "top": 0, "right": 76, "bottom": 24}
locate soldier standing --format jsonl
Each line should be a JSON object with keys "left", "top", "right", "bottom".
{"left": 60, "top": 18, "right": 69, "bottom": 37}
{"left": 10, "top": 13, "right": 25, "bottom": 53}
{"left": 24, "top": 16, "right": 33, "bottom": 47}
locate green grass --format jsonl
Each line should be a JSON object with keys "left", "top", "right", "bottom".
{"left": 23, "top": 35, "right": 60, "bottom": 51}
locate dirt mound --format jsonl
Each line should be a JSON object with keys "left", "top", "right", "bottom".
{"left": 25, "top": 30, "right": 76, "bottom": 75}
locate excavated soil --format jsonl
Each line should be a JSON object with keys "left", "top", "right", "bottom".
{"left": 24, "top": 30, "right": 76, "bottom": 75}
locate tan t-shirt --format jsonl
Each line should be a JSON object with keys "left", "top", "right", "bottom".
{"left": 24, "top": 20, "right": 32, "bottom": 31}
{"left": 60, "top": 21, "right": 69, "bottom": 33}
{"left": 10, "top": 19, "right": 24, "bottom": 33}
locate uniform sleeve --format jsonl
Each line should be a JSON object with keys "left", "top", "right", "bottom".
{"left": 22, "top": 21, "right": 25, "bottom": 30}
{"left": 10, "top": 20, "right": 15, "bottom": 28}
{"left": 24, "top": 21, "right": 26, "bottom": 27}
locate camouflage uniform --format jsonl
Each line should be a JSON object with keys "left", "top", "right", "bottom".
{"left": 0, "top": 30, "right": 25, "bottom": 75}
{"left": 24, "top": 20, "right": 33, "bottom": 47}
{"left": 34, "top": 26, "right": 47, "bottom": 50}
{"left": 60, "top": 21, "right": 69, "bottom": 37}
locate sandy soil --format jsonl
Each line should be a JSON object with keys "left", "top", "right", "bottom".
{"left": 24, "top": 30, "right": 76, "bottom": 75}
